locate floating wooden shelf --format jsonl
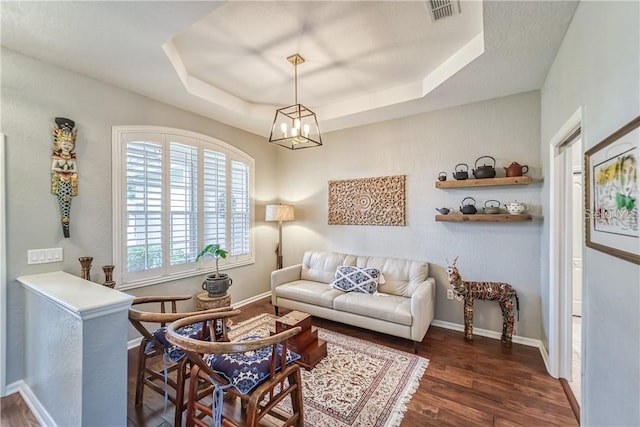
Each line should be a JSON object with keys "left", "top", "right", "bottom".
{"left": 435, "top": 176, "right": 533, "bottom": 188}
{"left": 435, "top": 214, "right": 533, "bottom": 222}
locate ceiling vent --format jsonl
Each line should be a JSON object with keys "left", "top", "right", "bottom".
{"left": 424, "top": 0, "right": 461, "bottom": 22}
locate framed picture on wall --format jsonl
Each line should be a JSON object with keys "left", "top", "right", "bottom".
{"left": 585, "top": 116, "right": 640, "bottom": 264}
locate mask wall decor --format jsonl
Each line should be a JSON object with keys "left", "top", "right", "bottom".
{"left": 51, "top": 117, "right": 78, "bottom": 238}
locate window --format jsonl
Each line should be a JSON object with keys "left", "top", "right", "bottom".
{"left": 112, "top": 126, "right": 254, "bottom": 289}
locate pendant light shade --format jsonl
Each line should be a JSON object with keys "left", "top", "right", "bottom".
{"left": 268, "top": 54, "right": 322, "bottom": 150}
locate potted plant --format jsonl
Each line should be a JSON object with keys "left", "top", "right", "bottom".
{"left": 196, "top": 244, "right": 232, "bottom": 297}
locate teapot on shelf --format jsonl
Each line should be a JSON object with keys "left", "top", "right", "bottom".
{"left": 504, "top": 201, "right": 529, "bottom": 215}
{"left": 436, "top": 207, "right": 454, "bottom": 215}
{"left": 452, "top": 163, "right": 469, "bottom": 180}
{"left": 504, "top": 162, "right": 529, "bottom": 177}
{"left": 483, "top": 200, "right": 501, "bottom": 214}
{"left": 460, "top": 197, "right": 477, "bottom": 214}
{"left": 472, "top": 156, "right": 496, "bottom": 179}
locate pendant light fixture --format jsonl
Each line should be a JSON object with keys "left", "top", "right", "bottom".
{"left": 268, "top": 54, "right": 322, "bottom": 149}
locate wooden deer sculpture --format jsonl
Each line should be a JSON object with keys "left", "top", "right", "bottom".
{"left": 446, "top": 257, "right": 520, "bottom": 347}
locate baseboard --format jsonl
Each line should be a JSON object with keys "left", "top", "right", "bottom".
{"left": 128, "top": 336, "right": 143, "bottom": 350}
{"left": 126, "top": 291, "right": 272, "bottom": 350}
{"left": 5, "top": 379, "right": 20, "bottom": 395}
{"left": 233, "top": 291, "right": 271, "bottom": 308}
{"left": 538, "top": 341, "right": 552, "bottom": 375}
{"left": 430, "top": 319, "right": 542, "bottom": 348}
{"left": 5, "top": 380, "right": 56, "bottom": 427}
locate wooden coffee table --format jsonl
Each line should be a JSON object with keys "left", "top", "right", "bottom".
{"left": 275, "top": 311, "right": 327, "bottom": 370}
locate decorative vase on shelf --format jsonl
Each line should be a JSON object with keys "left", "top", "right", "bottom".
{"left": 102, "top": 265, "right": 116, "bottom": 288}
{"left": 79, "top": 257, "right": 93, "bottom": 281}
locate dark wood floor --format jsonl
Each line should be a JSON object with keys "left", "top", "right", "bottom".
{"left": 2, "top": 296, "right": 578, "bottom": 427}
{"left": 0, "top": 391, "right": 39, "bottom": 427}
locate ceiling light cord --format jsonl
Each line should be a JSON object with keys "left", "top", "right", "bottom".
{"left": 294, "top": 58, "right": 298, "bottom": 105}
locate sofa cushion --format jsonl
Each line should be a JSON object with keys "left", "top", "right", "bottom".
{"left": 333, "top": 292, "right": 412, "bottom": 326}
{"left": 355, "top": 256, "right": 428, "bottom": 297}
{"left": 301, "top": 251, "right": 355, "bottom": 284}
{"left": 332, "top": 266, "right": 380, "bottom": 294}
{"left": 274, "top": 280, "right": 344, "bottom": 308}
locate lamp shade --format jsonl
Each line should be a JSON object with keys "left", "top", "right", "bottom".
{"left": 265, "top": 204, "right": 295, "bottom": 222}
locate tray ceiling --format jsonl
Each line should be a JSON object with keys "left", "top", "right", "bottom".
{"left": 1, "top": 1, "right": 578, "bottom": 136}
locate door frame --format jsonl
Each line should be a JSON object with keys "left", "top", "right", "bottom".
{"left": 548, "top": 108, "right": 582, "bottom": 380}
{"left": 1, "top": 133, "right": 6, "bottom": 396}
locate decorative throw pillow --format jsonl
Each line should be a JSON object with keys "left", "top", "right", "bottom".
{"left": 204, "top": 335, "right": 300, "bottom": 394}
{"left": 332, "top": 266, "right": 381, "bottom": 294}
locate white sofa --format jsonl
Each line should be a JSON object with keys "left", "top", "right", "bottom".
{"left": 270, "top": 250, "right": 436, "bottom": 352}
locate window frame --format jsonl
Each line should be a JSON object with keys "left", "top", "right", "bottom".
{"left": 112, "top": 126, "right": 255, "bottom": 290}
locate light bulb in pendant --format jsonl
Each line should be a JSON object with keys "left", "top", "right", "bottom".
{"left": 280, "top": 122, "right": 287, "bottom": 138}
{"left": 303, "top": 124, "right": 310, "bottom": 138}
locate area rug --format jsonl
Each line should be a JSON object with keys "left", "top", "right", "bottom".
{"left": 228, "top": 313, "right": 429, "bottom": 427}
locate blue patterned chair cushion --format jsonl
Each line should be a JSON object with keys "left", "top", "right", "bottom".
{"left": 204, "top": 335, "right": 300, "bottom": 394}
{"left": 331, "top": 266, "right": 381, "bottom": 294}
{"left": 151, "top": 319, "right": 223, "bottom": 363}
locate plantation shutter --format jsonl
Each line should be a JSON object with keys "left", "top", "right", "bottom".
{"left": 125, "top": 141, "right": 163, "bottom": 272}
{"left": 114, "top": 126, "right": 254, "bottom": 289}
{"left": 230, "top": 160, "right": 249, "bottom": 255}
{"left": 169, "top": 142, "right": 198, "bottom": 265}
{"left": 203, "top": 149, "right": 226, "bottom": 247}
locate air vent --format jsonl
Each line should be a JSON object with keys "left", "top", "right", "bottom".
{"left": 425, "top": 0, "right": 461, "bottom": 22}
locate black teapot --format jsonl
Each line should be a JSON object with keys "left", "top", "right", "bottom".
{"left": 460, "top": 197, "right": 477, "bottom": 214}
{"left": 452, "top": 163, "right": 469, "bottom": 180}
{"left": 472, "top": 156, "right": 496, "bottom": 179}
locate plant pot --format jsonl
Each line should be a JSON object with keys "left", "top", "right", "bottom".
{"left": 202, "top": 273, "right": 232, "bottom": 297}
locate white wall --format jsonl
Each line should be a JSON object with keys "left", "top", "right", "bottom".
{"left": 1, "top": 48, "right": 281, "bottom": 385}
{"left": 540, "top": 2, "right": 640, "bottom": 425}
{"left": 277, "top": 91, "right": 544, "bottom": 340}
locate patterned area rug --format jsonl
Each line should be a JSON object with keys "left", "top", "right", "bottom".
{"left": 229, "top": 313, "right": 429, "bottom": 427}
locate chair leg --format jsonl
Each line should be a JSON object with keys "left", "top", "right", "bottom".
{"left": 245, "top": 393, "right": 260, "bottom": 427}
{"left": 186, "top": 366, "right": 200, "bottom": 427}
{"left": 135, "top": 342, "right": 147, "bottom": 407}
{"left": 289, "top": 368, "right": 304, "bottom": 426}
{"left": 174, "top": 359, "right": 188, "bottom": 427}
{"left": 274, "top": 306, "right": 279, "bottom": 316}
{"left": 414, "top": 341, "right": 419, "bottom": 354}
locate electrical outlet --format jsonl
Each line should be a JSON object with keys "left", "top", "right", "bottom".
{"left": 447, "top": 289, "right": 454, "bottom": 300}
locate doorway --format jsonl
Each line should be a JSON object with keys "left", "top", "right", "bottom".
{"left": 548, "top": 109, "right": 582, "bottom": 421}
{"left": 569, "top": 139, "right": 583, "bottom": 404}
{"left": 0, "top": 134, "right": 6, "bottom": 396}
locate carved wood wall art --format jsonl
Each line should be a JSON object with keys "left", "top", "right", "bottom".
{"left": 51, "top": 117, "right": 78, "bottom": 238}
{"left": 328, "top": 175, "right": 406, "bottom": 226}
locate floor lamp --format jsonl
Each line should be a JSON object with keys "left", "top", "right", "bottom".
{"left": 265, "top": 204, "right": 295, "bottom": 270}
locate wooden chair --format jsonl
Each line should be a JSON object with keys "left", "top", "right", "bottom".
{"left": 128, "top": 295, "right": 239, "bottom": 427}
{"left": 166, "top": 312, "right": 304, "bottom": 427}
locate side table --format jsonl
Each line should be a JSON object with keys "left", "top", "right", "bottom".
{"left": 276, "top": 311, "right": 327, "bottom": 370}
{"left": 195, "top": 292, "right": 231, "bottom": 311}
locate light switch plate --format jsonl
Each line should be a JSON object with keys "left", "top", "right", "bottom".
{"left": 27, "top": 248, "right": 63, "bottom": 264}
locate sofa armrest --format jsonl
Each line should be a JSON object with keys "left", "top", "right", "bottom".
{"left": 271, "top": 264, "right": 302, "bottom": 304}
{"left": 410, "top": 277, "right": 436, "bottom": 342}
